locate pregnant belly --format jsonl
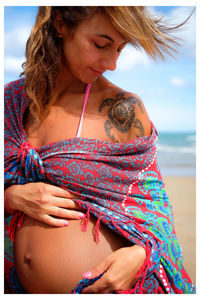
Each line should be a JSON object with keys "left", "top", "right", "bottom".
{"left": 14, "top": 214, "right": 131, "bottom": 293}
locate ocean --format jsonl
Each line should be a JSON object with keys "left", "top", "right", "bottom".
{"left": 156, "top": 132, "right": 196, "bottom": 177}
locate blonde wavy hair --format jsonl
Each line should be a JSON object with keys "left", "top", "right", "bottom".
{"left": 21, "top": 6, "right": 190, "bottom": 121}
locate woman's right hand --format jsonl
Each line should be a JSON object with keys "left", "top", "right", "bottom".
{"left": 5, "top": 182, "right": 85, "bottom": 227}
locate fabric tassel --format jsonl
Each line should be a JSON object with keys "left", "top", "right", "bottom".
{"left": 94, "top": 213, "right": 102, "bottom": 243}
{"left": 81, "top": 208, "right": 91, "bottom": 231}
{"left": 17, "top": 142, "right": 32, "bottom": 162}
{"left": 4, "top": 79, "right": 195, "bottom": 294}
{"left": 115, "top": 240, "right": 152, "bottom": 294}
{"left": 17, "top": 212, "right": 24, "bottom": 228}
{"left": 7, "top": 211, "right": 23, "bottom": 242}
{"left": 130, "top": 241, "right": 152, "bottom": 294}
{"left": 110, "top": 217, "right": 129, "bottom": 239}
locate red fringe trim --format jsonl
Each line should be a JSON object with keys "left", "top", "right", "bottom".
{"left": 7, "top": 211, "right": 24, "bottom": 242}
{"left": 94, "top": 213, "right": 102, "bottom": 242}
{"left": 79, "top": 206, "right": 158, "bottom": 294}
{"left": 115, "top": 240, "right": 152, "bottom": 294}
{"left": 81, "top": 208, "right": 91, "bottom": 231}
{"left": 7, "top": 200, "right": 159, "bottom": 293}
{"left": 17, "top": 142, "right": 33, "bottom": 162}
{"left": 81, "top": 208, "right": 103, "bottom": 243}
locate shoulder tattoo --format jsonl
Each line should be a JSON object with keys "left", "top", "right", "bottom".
{"left": 99, "top": 92, "right": 144, "bottom": 142}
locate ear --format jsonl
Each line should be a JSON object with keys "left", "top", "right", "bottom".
{"left": 53, "top": 10, "right": 67, "bottom": 38}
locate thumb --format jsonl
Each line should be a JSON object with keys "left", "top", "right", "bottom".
{"left": 83, "top": 256, "right": 111, "bottom": 279}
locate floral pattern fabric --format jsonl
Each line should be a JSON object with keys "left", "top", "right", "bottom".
{"left": 4, "top": 79, "right": 195, "bottom": 294}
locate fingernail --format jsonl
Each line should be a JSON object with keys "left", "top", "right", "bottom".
{"left": 83, "top": 271, "right": 92, "bottom": 279}
{"left": 63, "top": 221, "right": 68, "bottom": 226}
{"left": 79, "top": 213, "right": 85, "bottom": 219}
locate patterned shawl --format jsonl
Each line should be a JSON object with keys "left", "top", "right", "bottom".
{"left": 4, "top": 79, "right": 195, "bottom": 294}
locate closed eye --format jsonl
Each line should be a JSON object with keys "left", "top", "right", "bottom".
{"left": 94, "top": 42, "right": 126, "bottom": 52}
{"left": 94, "top": 43, "right": 106, "bottom": 49}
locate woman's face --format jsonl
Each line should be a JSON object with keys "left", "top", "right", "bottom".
{"left": 56, "top": 13, "right": 127, "bottom": 83}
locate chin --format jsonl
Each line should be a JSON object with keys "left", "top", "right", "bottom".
{"left": 81, "top": 76, "right": 98, "bottom": 84}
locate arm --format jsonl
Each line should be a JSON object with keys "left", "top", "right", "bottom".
{"left": 4, "top": 182, "right": 85, "bottom": 226}
{"left": 4, "top": 83, "right": 85, "bottom": 226}
{"left": 81, "top": 245, "right": 146, "bottom": 293}
{"left": 81, "top": 91, "right": 151, "bottom": 293}
{"left": 124, "top": 91, "right": 152, "bottom": 140}
{"left": 4, "top": 186, "right": 16, "bottom": 217}
{"left": 99, "top": 90, "right": 152, "bottom": 143}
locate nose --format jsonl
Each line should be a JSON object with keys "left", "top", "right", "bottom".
{"left": 101, "top": 52, "right": 118, "bottom": 71}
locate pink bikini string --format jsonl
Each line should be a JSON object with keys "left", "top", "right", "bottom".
{"left": 76, "top": 83, "right": 91, "bottom": 138}
{"left": 7, "top": 83, "right": 92, "bottom": 242}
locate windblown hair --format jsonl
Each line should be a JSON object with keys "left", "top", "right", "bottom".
{"left": 21, "top": 6, "right": 191, "bottom": 121}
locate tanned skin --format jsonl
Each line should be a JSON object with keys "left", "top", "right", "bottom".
{"left": 99, "top": 92, "right": 145, "bottom": 143}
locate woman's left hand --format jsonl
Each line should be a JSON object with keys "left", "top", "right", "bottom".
{"left": 81, "top": 245, "right": 146, "bottom": 294}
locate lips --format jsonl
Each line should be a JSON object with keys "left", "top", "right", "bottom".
{"left": 90, "top": 67, "right": 104, "bottom": 76}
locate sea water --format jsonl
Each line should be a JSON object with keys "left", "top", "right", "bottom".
{"left": 156, "top": 132, "right": 196, "bottom": 177}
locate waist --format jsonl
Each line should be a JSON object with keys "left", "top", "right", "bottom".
{"left": 14, "top": 214, "right": 131, "bottom": 293}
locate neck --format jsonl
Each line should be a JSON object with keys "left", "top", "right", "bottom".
{"left": 55, "top": 67, "right": 86, "bottom": 93}
{"left": 51, "top": 68, "right": 86, "bottom": 105}
{"left": 52, "top": 56, "right": 102, "bottom": 101}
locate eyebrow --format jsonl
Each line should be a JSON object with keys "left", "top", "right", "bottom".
{"left": 97, "top": 34, "right": 127, "bottom": 46}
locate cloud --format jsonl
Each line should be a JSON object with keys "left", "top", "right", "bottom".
{"left": 4, "top": 55, "right": 24, "bottom": 75}
{"left": 116, "top": 6, "right": 196, "bottom": 73}
{"left": 170, "top": 76, "right": 188, "bottom": 87}
{"left": 147, "top": 6, "right": 196, "bottom": 59}
{"left": 167, "top": 7, "right": 196, "bottom": 58}
{"left": 4, "top": 8, "right": 37, "bottom": 81}
{"left": 117, "top": 46, "right": 151, "bottom": 71}
{"left": 4, "top": 27, "right": 31, "bottom": 57}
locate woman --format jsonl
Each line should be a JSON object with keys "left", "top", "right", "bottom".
{"left": 4, "top": 6, "right": 195, "bottom": 294}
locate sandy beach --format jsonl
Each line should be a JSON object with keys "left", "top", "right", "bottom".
{"left": 163, "top": 176, "right": 196, "bottom": 286}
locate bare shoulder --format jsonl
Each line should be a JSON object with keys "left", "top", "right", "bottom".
{"left": 97, "top": 81, "right": 152, "bottom": 143}
{"left": 121, "top": 90, "right": 152, "bottom": 139}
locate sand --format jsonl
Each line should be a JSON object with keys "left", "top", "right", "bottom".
{"left": 163, "top": 176, "right": 196, "bottom": 286}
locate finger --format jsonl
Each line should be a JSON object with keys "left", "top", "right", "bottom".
{"left": 39, "top": 214, "right": 70, "bottom": 227}
{"left": 42, "top": 183, "right": 76, "bottom": 199}
{"left": 47, "top": 206, "right": 85, "bottom": 220}
{"left": 81, "top": 275, "right": 112, "bottom": 294}
{"left": 52, "top": 197, "right": 82, "bottom": 210}
{"left": 83, "top": 255, "right": 111, "bottom": 280}
{"left": 82, "top": 265, "right": 128, "bottom": 294}
{"left": 40, "top": 193, "right": 83, "bottom": 210}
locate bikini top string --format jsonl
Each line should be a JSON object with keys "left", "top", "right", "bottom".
{"left": 76, "top": 83, "right": 91, "bottom": 138}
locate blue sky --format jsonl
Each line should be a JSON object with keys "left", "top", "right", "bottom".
{"left": 4, "top": 6, "right": 196, "bottom": 132}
